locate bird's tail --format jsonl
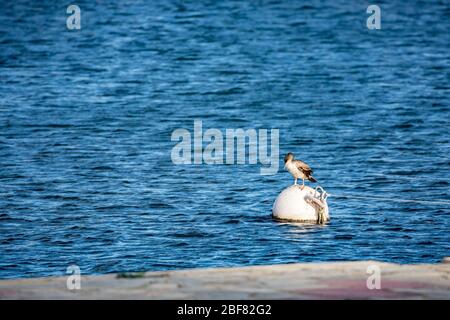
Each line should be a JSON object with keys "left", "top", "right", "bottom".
{"left": 308, "top": 175, "right": 317, "bottom": 183}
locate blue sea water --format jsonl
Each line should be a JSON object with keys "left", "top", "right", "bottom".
{"left": 0, "top": 0, "right": 449, "bottom": 279}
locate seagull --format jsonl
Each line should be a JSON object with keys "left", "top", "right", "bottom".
{"left": 284, "top": 153, "right": 317, "bottom": 189}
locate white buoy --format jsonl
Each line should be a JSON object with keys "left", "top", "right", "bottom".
{"left": 272, "top": 185, "right": 330, "bottom": 224}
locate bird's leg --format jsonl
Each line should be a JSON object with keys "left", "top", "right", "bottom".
{"left": 294, "top": 178, "right": 297, "bottom": 185}
{"left": 301, "top": 179, "right": 305, "bottom": 190}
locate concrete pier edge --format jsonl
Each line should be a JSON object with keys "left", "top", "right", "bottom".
{"left": 0, "top": 259, "right": 449, "bottom": 299}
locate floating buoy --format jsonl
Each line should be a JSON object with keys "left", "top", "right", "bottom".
{"left": 272, "top": 185, "right": 330, "bottom": 224}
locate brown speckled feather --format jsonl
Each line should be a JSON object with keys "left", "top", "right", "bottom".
{"left": 293, "top": 160, "right": 313, "bottom": 174}
{"left": 293, "top": 159, "right": 317, "bottom": 182}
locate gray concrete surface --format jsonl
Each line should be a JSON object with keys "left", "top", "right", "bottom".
{"left": 1, "top": 259, "right": 449, "bottom": 299}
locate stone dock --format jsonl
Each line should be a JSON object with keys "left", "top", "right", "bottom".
{"left": 1, "top": 259, "right": 449, "bottom": 299}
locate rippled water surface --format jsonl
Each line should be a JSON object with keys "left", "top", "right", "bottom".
{"left": 0, "top": 1, "right": 449, "bottom": 279}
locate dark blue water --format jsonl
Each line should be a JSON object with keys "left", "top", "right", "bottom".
{"left": 0, "top": 1, "right": 449, "bottom": 279}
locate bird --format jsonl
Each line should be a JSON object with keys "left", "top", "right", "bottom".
{"left": 284, "top": 152, "right": 317, "bottom": 189}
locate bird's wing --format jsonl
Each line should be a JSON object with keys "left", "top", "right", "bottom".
{"left": 294, "top": 160, "right": 313, "bottom": 173}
